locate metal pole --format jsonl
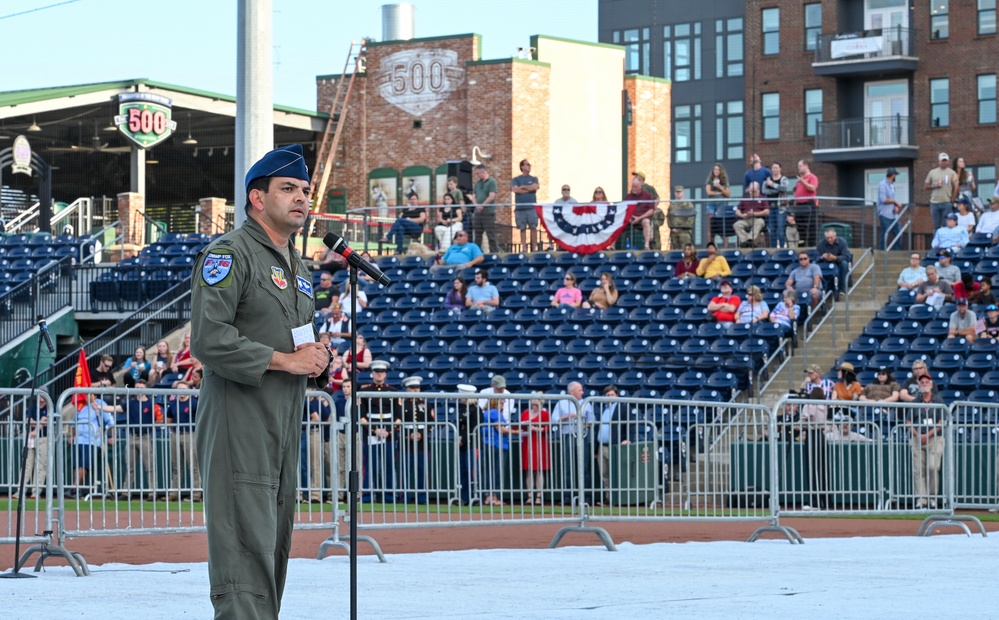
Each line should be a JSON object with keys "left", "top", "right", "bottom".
{"left": 234, "top": 0, "right": 274, "bottom": 228}
{"left": 347, "top": 264, "right": 359, "bottom": 620}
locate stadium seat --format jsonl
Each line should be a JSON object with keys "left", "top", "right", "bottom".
{"left": 594, "top": 338, "right": 624, "bottom": 354}
{"left": 679, "top": 339, "right": 709, "bottom": 355}
{"left": 877, "top": 337, "right": 910, "bottom": 355}
{"left": 587, "top": 370, "right": 616, "bottom": 390}
{"left": 908, "top": 336, "right": 941, "bottom": 355}
{"left": 921, "top": 320, "right": 950, "bottom": 339}
{"left": 612, "top": 324, "right": 640, "bottom": 339}
{"left": 438, "top": 323, "right": 467, "bottom": 340}
{"left": 486, "top": 355, "right": 517, "bottom": 373}
{"left": 708, "top": 338, "right": 739, "bottom": 355}
{"left": 526, "top": 370, "right": 558, "bottom": 390}
{"left": 474, "top": 338, "right": 504, "bottom": 355}
{"left": 447, "top": 339, "right": 477, "bottom": 356}
{"left": 651, "top": 338, "right": 682, "bottom": 355}
{"left": 705, "top": 371, "right": 738, "bottom": 393}
{"left": 862, "top": 321, "right": 893, "bottom": 338}
{"left": 535, "top": 337, "right": 564, "bottom": 354}
{"left": 397, "top": 355, "right": 428, "bottom": 372}
{"left": 622, "top": 337, "right": 651, "bottom": 355}
{"left": 568, "top": 307, "right": 599, "bottom": 323}
{"left": 697, "top": 322, "right": 724, "bottom": 340}
{"left": 419, "top": 340, "right": 449, "bottom": 355}
{"left": 683, "top": 307, "right": 709, "bottom": 323}
{"left": 436, "top": 371, "right": 468, "bottom": 390}
{"left": 563, "top": 338, "right": 595, "bottom": 355}
{"left": 968, "top": 389, "right": 999, "bottom": 404}
{"left": 939, "top": 338, "right": 970, "bottom": 355}
{"left": 964, "top": 352, "right": 997, "bottom": 371}
{"left": 949, "top": 370, "right": 981, "bottom": 392}
{"left": 932, "top": 353, "right": 964, "bottom": 371}
{"left": 655, "top": 307, "right": 684, "bottom": 324}
{"left": 553, "top": 323, "right": 582, "bottom": 339}
{"left": 410, "top": 324, "right": 438, "bottom": 341}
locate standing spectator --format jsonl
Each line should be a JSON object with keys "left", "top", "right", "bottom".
{"left": 554, "top": 184, "right": 577, "bottom": 206}
{"left": 825, "top": 415, "right": 876, "bottom": 443}
{"left": 931, "top": 213, "right": 969, "bottom": 253}
{"left": 976, "top": 198, "right": 999, "bottom": 242}
{"left": 797, "top": 387, "right": 830, "bottom": 510}
{"left": 743, "top": 152, "right": 772, "bottom": 191}
{"left": 704, "top": 163, "right": 731, "bottom": 237}
{"left": 924, "top": 152, "right": 956, "bottom": 231}
{"left": 397, "top": 376, "right": 434, "bottom": 504}
{"left": 800, "top": 364, "right": 835, "bottom": 399}
{"left": 897, "top": 253, "right": 927, "bottom": 291}
{"left": 733, "top": 181, "right": 770, "bottom": 248}
{"left": 592, "top": 385, "right": 643, "bottom": 506}
{"left": 695, "top": 242, "right": 732, "bottom": 280}
{"left": 624, "top": 176, "right": 656, "bottom": 251}
{"left": 330, "top": 378, "right": 354, "bottom": 503}
{"left": 445, "top": 175, "right": 465, "bottom": 206}
{"left": 793, "top": 160, "right": 819, "bottom": 246}
{"left": 317, "top": 303, "right": 350, "bottom": 348}
{"left": 899, "top": 360, "right": 936, "bottom": 402}
{"left": 433, "top": 193, "right": 464, "bottom": 252}
{"left": 438, "top": 230, "right": 484, "bottom": 270}
{"left": 358, "top": 359, "right": 398, "bottom": 503}
{"left": 313, "top": 271, "right": 341, "bottom": 317}
{"left": 471, "top": 164, "right": 498, "bottom": 252}
{"left": 338, "top": 279, "right": 368, "bottom": 318}
{"left": 860, "top": 367, "right": 901, "bottom": 402}
{"left": 954, "top": 197, "right": 977, "bottom": 234}
{"left": 877, "top": 167, "right": 903, "bottom": 250}
{"left": 518, "top": 395, "right": 550, "bottom": 505}
{"left": 907, "top": 374, "right": 945, "bottom": 509}
{"left": 122, "top": 346, "right": 151, "bottom": 388}
{"left": 769, "top": 291, "right": 799, "bottom": 341}
{"left": 673, "top": 243, "right": 700, "bottom": 279}
{"left": 633, "top": 171, "right": 666, "bottom": 250}
{"left": 975, "top": 303, "right": 999, "bottom": 340}
{"left": 550, "top": 381, "right": 595, "bottom": 505}
{"left": 735, "top": 285, "right": 769, "bottom": 324}
{"left": 68, "top": 386, "right": 118, "bottom": 498}
{"left": 342, "top": 333, "right": 373, "bottom": 372}
{"left": 123, "top": 379, "right": 158, "bottom": 500}
{"left": 552, "top": 272, "right": 584, "bottom": 308}
{"left": 914, "top": 266, "right": 954, "bottom": 310}
{"left": 786, "top": 252, "right": 823, "bottom": 309}
{"left": 444, "top": 277, "right": 467, "bottom": 311}
{"left": 934, "top": 250, "right": 962, "bottom": 285}
{"left": 326, "top": 351, "right": 346, "bottom": 394}
{"left": 832, "top": 363, "right": 863, "bottom": 401}
{"left": 707, "top": 279, "right": 741, "bottom": 323}
{"left": 761, "top": 161, "right": 791, "bottom": 248}
{"left": 18, "top": 392, "right": 49, "bottom": 500}
{"left": 667, "top": 185, "right": 696, "bottom": 250}
{"left": 170, "top": 333, "right": 194, "bottom": 376}
{"left": 816, "top": 227, "right": 852, "bottom": 300}
{"left": 165, "top": 381, "right": 199, "bottom": 501}
{"left": 586, "top": 273, "right": 619, "bottom": 309}
{"left": 381, "top": 193, "right": 428, "bottom": 255}
{"left": 951, "top": 156, "right": 976, "bottom": 205}
{"left": 465, "top": 269, "right": 500, "bottom": 312}
{"left": 478, "top": 375, "right": 513, "bottom": 506}
{"left": 947, "top": 298, "right": 978, "bottom": 342}
{"left": 148, "top": 340, "right": 172, "bottom": 387}
{"left": 92, "top": 354, "right": 116, "bottom": 386}
{"left": 455, "top": 384, "right": 481, "bottom": 506}
{"left": 511, "top": 159, "right": 540, "bottom": 252}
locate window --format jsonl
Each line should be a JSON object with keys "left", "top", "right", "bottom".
{"left": 970, "top": 165, "right": 997, "bottom": 199}
{"left": 716, "top": 100, "right": 744, "bottom": 162}
{"left": 978, "top": 74, "right": 997, "bottom": 124}
{"left": 664, "top": 23, "right": 702, "bottom": 82}
{"left": 804, "top": 4, "right": 822, "bottom": 51}
{"left": 715, "top": 18, "right": 743, "bottom": 78}
{"left": 981, "top": 0, "right": 997, "bottom": 35}
{"left": 614, "top": 28, "right": 651, "bottom": 75}
{"left": 805, "top": 89, "right": 822, "bottom": 137}
{"left": 762, "top": 93, "right": 780, "bottom": 140}
{"left": 674, "top": 104, "right": 702, "bottom": 163}
{"left": 931, "top": 0, "right": 949, "bottom": 39}
{"left": 762, "top": 8, "right": 780, "bottom": 55}
{"left": 929, "top": 78, "right": 949, "bottom": 127}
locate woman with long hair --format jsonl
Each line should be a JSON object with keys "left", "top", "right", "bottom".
{"left": 833, "top": 362, "right": 863, "bottom": 401}
{"left": 552, "top": 272, "right": 584, "bottom": 308}
{"left": 518, "top": 395, "right": 550, "bottom": 505}
{"left": 434, "top": 192, "right": 464, "bottom": 251}
{"left": 148, "top": 340, "right": 172, "bottom": 386}
{"left": 736, "top": 285, "right": 770, "bottom": 324}
{"left": 955, "top": 196, "right": 977, "bottom": 234}
{"left": 673, "top": 243, "right": 699, "bottom": 279}
{"left": 704, "top": 163, "right": 731, "bottom": 240}
{"left": 171, "top": 332, "right": 194, "bottom": 375}
{"left": 444, "top": 277, "right": 467, "bottom": 311}
{"left": 591, "top": 187, "right": 610, "bottom": 203}
{"left": 122, "top": 346, "right": 151, "bottom": 388}
{"left": 343, "top": 333, "right": 373, "bottom": 372}
{"left": 860, "top": 367, "right": 901, "bottom": 402}
{"left": 952, "top": 156, "right": 976, "bottom": 205}
{"left": 586, "top": 272, "right": 619, "bottom": 309}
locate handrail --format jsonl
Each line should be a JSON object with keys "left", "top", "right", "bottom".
{"left": 50, "top": 197, "right": 92, "bottom": 235}
{"left": 813, "top": 26, "right": 915, "bottom": 64}
{"left": 3, "top": 201, "right": 40, "bottom": 232}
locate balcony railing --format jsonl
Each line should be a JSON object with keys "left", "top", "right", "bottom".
{"left": 815, "top": 115, "right": 914, "bottom": 151}
{"left": 814, "top": 26, "right": 914, "bottom": 64}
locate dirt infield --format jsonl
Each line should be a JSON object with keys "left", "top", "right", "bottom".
{"left": 8, "top": 513, "right": 996, "bottom": 570}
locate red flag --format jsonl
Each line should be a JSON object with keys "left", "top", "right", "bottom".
{"left": 73, "top": 349, "right": 92, "bottom": 411}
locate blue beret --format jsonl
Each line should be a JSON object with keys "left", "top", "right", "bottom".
{"left": 245, "top": 144, "right": 310, "bottom": 192}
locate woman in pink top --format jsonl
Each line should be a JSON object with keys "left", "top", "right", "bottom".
{"left": 552, "top": 273, "right": 583, "bottom": 308}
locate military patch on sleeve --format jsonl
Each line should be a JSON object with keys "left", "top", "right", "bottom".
{"left": 201, "top": 252, "right": 234, "bottom": 287}
{"left": 296, "top": 275, "right": 313, "bottom": 298}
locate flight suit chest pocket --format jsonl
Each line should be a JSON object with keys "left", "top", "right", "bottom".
{"left": 232, "top": 473, "right": 280, "bottom": 553}
{"left": 254, "top": 279, "right": 292, "bottom": 320}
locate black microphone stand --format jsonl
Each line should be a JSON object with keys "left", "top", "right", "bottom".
{"left": 347, "top": 263, "right": 359, "bottom": 620}
{"left": 1, "top": 329, "right": 45, "bottom": 579}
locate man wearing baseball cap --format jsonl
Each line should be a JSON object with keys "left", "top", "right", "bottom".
{"left": 800, "top": 363, "right": 834, "bottom": 399}
{"left": 924, "top": 152, "right": 956, "bottom": 230}
{"left": 191, "top": 144, "right": 332, "bottom": 619}
{"left": 947, "top": 297, "right": 978, "bottom": 342}
{"left": 707, "top": 279, "right": 740, "bottom": 323}
{"left": 877, "top": 167, "right": 902, "bottom": 250}
{"left": 975, "top": 303, "right": 999, "bottom": 340}
{"left": 931, "top": 212, "right": 969, "bottom": 253}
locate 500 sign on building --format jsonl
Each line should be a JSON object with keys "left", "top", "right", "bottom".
{"left": 377, "top": 49, "right": 466, "bottom": 116}
{"left": 114, "top": 92, "right": 177, "bottom": 148}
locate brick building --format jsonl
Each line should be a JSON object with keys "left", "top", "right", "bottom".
{"left": 315, "top": 33, "right": 671, "bottom": 251}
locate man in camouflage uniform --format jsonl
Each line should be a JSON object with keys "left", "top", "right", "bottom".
{"left": 191, "top": 144, "right": 331, "bottom": 620}
{"left": 667, "top": 185, "right": 696, "bottom": 250}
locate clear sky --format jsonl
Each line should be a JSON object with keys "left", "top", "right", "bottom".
{"left": 2, "top": 0, "right": 599, "bottom": 111}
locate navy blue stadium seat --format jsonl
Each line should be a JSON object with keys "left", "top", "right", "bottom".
{"left": 622, "top": 337, "right": 651, "bottom": 354}
{"left": 500, "top": 253, "right": 527, "bottom": 267}
{"left": 594, "top": 338, "right": 624, "bottom": 354}
{"left": 651, "top": 338, "right": 681, "bottom": 355}
{"left": 708, "top": 338, "right": 739, "bottom": 355}
{"left": 528, "top": 252, "right": 556, "bottom": 266}
{"left": 419, "top": 339, "right": 449, "bottom": 355}
{"left": 447, "top": 339, "right": 477, "bottom": 356}
{"left": 548, "top": 354, "right": 578, "bottom": 373}
{"left": 587, "top": 370, "right": 616, "bottom": 390}
{"left": 563, "top": 338, "right": 595, "bottom": 355}
{"left": 535, "top": 337, "right": 564, "bottom": 354}
{"left": 964, "top": 352, "right": 998, "bottom": 371}
{"left": 697, "top": 322, "right": 724, "bottom": 340}
{"left": 568, "top": 307, "right": 598, "bottom": 323}
{"left": 486, "top": 355, "right": 517, "bottom": 373}
{"left": 474, "top": 338, "right": 504, "bottom": 355}
{"left": 968, "top": 389, "right": 999, "bottom": 403}
{"left": 553, "top": 323, "right": 582, "bottom": 339}
{"left": 410, "top": 324, "right": 438, "bottom": 341}
{"left": 684, "top": 307, "right": 709, "bottom": 323}
{"left": 890, "top": 289, "right": 916, "bottom": 305}
{"left": 526, "top": 370, "right": 558, "bottom": 390}
{"left": 436, "top": 370, "right": 468, "bottom": 390}
{"left": 939, "top": 338, "right": 970, "bottom": 355}
{"left": 932, "top": 353, "right": 964, "bottom": 371}
{"left": 922, "top": 320, "right": 950, "bottom": 339}
{"left": 908, "top": 336, "right": 941, "bottom": 355}
{"left": 877, "top": 337, "right": 910, "bottom": 355}
{"left": 679, "top": 339, "right": 709, "bottom": 355}
{"left": 612, "top": 323, "right": 640, "bottom": 339}
{"left": 862, "top": 320, "right": 893, "bottom": 338}
{"left": 705, "top": 371, "right": 738, "bottom": 393}
{"left": 949, "top": 370, "right": 981, "bottom": 392}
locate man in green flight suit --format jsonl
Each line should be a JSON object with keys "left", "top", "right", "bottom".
{"left": 191, "top": 144, "right": 332, "bottom": 620}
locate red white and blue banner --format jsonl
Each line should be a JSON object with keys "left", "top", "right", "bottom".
{"left": 535, "top": 201, "right": 637, "bottom": 254}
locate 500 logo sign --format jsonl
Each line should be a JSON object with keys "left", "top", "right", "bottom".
{"left": 114, "top": 92, "right": 178, "bottom": 148}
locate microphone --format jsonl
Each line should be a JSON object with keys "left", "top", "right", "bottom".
{"left": 322, "top": 233, "right": 391, "bottom": 286}
{"left": 37, "top": 316, "right": 55, "bottom": 353}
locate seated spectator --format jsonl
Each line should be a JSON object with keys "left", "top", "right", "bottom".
{"left": 695, "top": 242, "right": 732, "bottom": 279}
{"left": 970, "top": 279, "right": 997, "bottom": 307}
{"left": 381, "top": 193, "right": 429, "bottom": 254}
{"left": 801, "top": 363, "right": 834, "bottom": 399}
{"left": 786, "top": 252, "right": 822, "bottom": 308}
{"left": 170, "top": 334, "right": 194, "bottom": 376}
{"left": 122, "top": 346, "right": 151, "bottom": 388}
{"left": 733, "top": 181, "right": 769, "bottom": 248}
{"left": 953, "top": 272, "right": 979, "bottom": 301}
{"left": 824, "top": 415, "right": 875, "bottom": 443}
{"left": 316, "top": 245, "right": 347, "bottom": 276}
{"left": 314, "top": 271, "right": 341, "bottom": 316}
{"left": 934, "top": 249, "right": 961, "bottom": 285}
{"left": 898, "top": 360, "right": 936, "bottom": 402}
{"left": 897, "top": 252, "right": 927, "bottom": 291}
{"left": 93, "top": 354, "right": 117, "bottom": 386}
{"left": 338, "top": 279, "right": 368, "bottom": 317}
{"left": 833, "top": 362, "right": 863, "bottom": 401}
{"left": 358, "top": 251, "right": 377, "bottom": 283}
{"left": 148, "top": 340, "right": 172, "bottom": 387}
{"left": 586, "top": 273, "right": 619, "bottom": 309}
{"left": 859, "top": 367, "right": 901, "bottom": 402}
{"left": 591, "top": 186, "right": 610, "bottom": 203}
{"left": 438, "top": 231, "right": 484, "bottom": 270}
{"left": 318, "top": 303, "right": 350, "bottom": 347}
{"left": 947, "top": 298, "right": 977, "bottom": 342}
{"left": 736, "top": 285, "right": 770, "bottom": 324}
{"left": 976, "top": 303, "right": 999, "bottom": 339}
{"left": 434, "top": 193, "right": 464, "bottom": 252}
{"left": 976, "top": 197, "right": 999, "bottom": 243}
{"left": 444, "top": 277, "right": 467, "bottom": 311}
{"left": 914, "top": 266, "right": 953, "bottom": 310}
{"left": 931, "top": 213, "right": 969, "bottom": 252}
{"left": 466, "top": 269, "right": 500, "bottom": 312}
{"left": 552, "top": 273, "right": 584, "bottom": 308}
{"left": 769, "top": 291, "right": 799, "bottom": 339}
{"left": 623, "top": 176, "right": 656, "bottom": 250}
{"left": 707, "top": 279, "right": 740, "bottom": 323}
{"left": 342, "top": 333, "right": 373, "bottom": 372}
{"left": 673, "top": 243, "right": 699, "bottom": 279}
{"left": 816, "top": 227, "right": 852, "bottom": 300}
{"left": 955, "top": 196, "right": 977, "bottom": 234}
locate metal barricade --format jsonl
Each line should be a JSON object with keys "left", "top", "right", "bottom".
{"left": 949, "top": 401, "right": 999, "bottom": 513}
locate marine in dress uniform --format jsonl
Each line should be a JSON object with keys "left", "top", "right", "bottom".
{"left": 455, "top": 383, "right": 481, "bottom": 505}
{"left": 191, "top": 144, "right": 331, "bottom": 620}
{"left": 397, "top": 376, "right": 435, "bottom": 504}
{"left": 358, "top": 359, "right": 399, "bottom": 503}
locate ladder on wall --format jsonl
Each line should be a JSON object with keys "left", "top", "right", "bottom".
{"left": 308, "top": 39, "right": 366, "bottom": 219}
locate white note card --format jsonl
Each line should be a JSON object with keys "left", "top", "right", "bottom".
{"left": 291, "top": 324, "right": 315, "bottom": 347}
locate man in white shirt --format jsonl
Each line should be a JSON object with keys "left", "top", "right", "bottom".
{"left": 897, "top": 253, "right": 927, "bottom": 291}
{"left": 976, "top": 197, "right": 999, "bottom": 244}
{"left": 550, "top": 381, "right": 595, "bottom": 505}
